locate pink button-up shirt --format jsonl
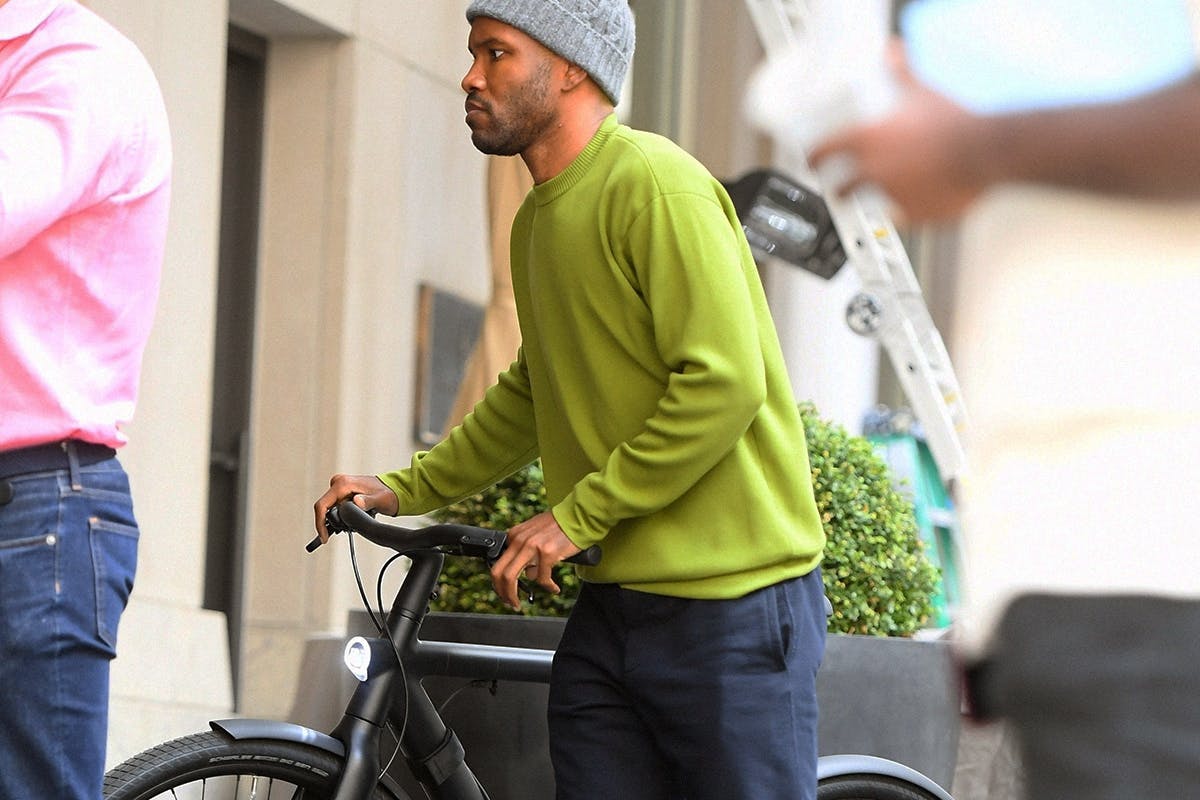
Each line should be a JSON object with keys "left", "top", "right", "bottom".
{"left": 0, "top": 0, "right": 171, "bottom": 451}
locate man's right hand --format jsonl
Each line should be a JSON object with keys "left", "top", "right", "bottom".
{"left": 807, "top": 40, "right": 987, "bottom": 224}
{"left": 313, "top": 474, "right": 399, "bottom": 543}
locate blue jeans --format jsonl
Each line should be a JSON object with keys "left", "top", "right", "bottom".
{"left": 0, "top": 453, "right": 139, "bottom": 800}
{"left": 549, "top": 570, "right": 826, "bottom": 800}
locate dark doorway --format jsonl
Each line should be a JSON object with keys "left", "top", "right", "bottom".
{"left": 205, "top": 25, "right": 267, "bottom": 707}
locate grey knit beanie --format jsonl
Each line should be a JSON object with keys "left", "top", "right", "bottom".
{"left": 466, "top": 0, "right": 635, "bottom": 105}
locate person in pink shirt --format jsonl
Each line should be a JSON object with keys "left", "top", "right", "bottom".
{"left": 0, "top": 0, "right": 170, "bottom": 797}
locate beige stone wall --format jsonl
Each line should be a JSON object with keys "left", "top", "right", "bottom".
{"left": 86, "top": 0, "right": 489, "bottom": 764}
{"left": 238, "top": 2, "right": 490, "bottom": 720}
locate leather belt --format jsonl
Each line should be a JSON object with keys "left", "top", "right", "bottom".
{"left": 0, "top": 440, "right": 117, "bottom": 482}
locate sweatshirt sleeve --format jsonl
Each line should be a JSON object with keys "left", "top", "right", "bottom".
{"left": 552, "top": 190, "right": 768, "bottom": 546}
{"left": 379, "top": 350, "right": 540, "bottom": 515}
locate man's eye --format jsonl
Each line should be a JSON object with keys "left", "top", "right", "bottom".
{"left": 490, "top": 49, "right": 504, "bottom": 60}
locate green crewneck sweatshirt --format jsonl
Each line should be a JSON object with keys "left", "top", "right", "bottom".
{"left": 380, "top": 115, "right": 824, "bottom": 598}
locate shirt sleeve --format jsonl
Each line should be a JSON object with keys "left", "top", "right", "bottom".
{"left": 0, "top": 36, "right": 131, "bottom": 259}
{"left": 551, "top": 190, "right": 768, "bottom": 546}
{"left": 378, "top": 349, "right": 541, "bottom": 515}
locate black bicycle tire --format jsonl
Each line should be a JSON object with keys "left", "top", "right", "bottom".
{"left": 103, "top": 729, "right": 407, "bottom": 799}
{"left": 817, "top": 773, "right": 945, "bottom": 800}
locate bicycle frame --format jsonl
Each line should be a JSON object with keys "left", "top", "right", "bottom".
{"left": 208, "top": 508, "right": 955, "bottom": 800}
{"left": 329, "top": 549, "right": 493, "bottom": 799}
{"left": 216, "top": 548, "right": 542, "bottom": 800}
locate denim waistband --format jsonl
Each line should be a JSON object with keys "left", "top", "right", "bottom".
{"left": 0, "top": 440, "right": 117, "bottom": 481}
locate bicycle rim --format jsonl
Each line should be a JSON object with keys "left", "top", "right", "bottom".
{"left": 103, "top": 730, "right": 403, "bottom": 800}
{"left": 817, "top": 773, "right": 945, "bottom": 800}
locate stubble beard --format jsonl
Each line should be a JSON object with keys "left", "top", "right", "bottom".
{"left": 468, "top": 61, "right": 556, "bottom": 157}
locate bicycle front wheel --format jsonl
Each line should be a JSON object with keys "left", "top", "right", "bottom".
{"left": 818, "top": 773, "right": 947, "bottom": 800}
{"left": 104, "top": 730, "right": 407, "bottom": 799}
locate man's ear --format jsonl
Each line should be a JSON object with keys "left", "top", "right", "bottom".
{"left": 562, "top": 61, "right": 590, "bottom": 92}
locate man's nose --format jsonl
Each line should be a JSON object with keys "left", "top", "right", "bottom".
{"left": 462, "top": 62, "right": 483, "bottom": 94}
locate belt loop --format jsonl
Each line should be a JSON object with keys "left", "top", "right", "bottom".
{"left": 64, "top": 440, "right": 83, "bottom": 491}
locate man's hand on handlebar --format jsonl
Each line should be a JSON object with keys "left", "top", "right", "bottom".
{"left": 491, "top": 510, "right": 582, "bottom": 611}
{"left": 313, "top": 474, "right": 399, "bottom": 543}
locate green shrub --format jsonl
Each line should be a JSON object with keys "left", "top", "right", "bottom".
{"left": 799, "top": 402, "right": 938, "bottom": 636}
{"left": 430, "top": 403, "right": 939, "bottom": 635}
{"left": 429, "top": 461, "right": 578, "bottom": 616}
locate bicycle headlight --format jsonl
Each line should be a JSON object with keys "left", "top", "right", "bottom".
{"left": 343, "top": 636, "right": 372, "bottom": 682}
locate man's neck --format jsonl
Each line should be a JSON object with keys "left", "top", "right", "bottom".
{"left": 521, "top": 104, "right": 612, "bottom": 184}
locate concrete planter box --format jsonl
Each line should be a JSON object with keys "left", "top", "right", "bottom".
{"left": 818, "top": 633, "right": 961, "bottom": 790}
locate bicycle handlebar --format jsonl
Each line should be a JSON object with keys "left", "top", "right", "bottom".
{"left": 306, "top": 500, "right": 602, "bottom": 567}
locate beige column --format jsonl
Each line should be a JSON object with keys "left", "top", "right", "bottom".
{"left": 85, "top": 0, "right": 236, "bottom": 763}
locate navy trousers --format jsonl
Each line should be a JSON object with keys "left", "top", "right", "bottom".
{"left": 548, "top": 569, "right": 826, "bottom": 800}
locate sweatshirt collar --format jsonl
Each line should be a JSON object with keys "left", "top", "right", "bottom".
{"left": 531, "top": 113, "right": 619, "bottom": 206}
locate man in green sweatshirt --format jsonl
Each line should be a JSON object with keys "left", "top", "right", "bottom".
{"left": 314, "top": 1, "right": 826, "bottom": 797}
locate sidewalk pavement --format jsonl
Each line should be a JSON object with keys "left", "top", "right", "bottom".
{"left": 952, "top": 719, "right": 1025, "bottom": 800}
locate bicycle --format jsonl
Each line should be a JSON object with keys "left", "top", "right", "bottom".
{"left": 104, "top": 500, "right": 955, "bottom": 800}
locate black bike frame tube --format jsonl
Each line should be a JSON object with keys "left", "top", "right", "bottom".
{"left": 409, "top": 639, "right": 554, "bottom": 683}
{"left": 330, "top": 716, "right": 387, "bottom": 800}
{"left": 331, "top": 639, "right": 404, "bottom": 799}
{"left": 394, "top": 549, "right": 555, "bottom": 685}
{"left": 388, "top": 552, "right": 488, "bottom": 799}
{"left": 396, "top": 678, "right": 488, "bottom": 799}
{"left": 330, "top": 550, "right": 453, "bottom": 800}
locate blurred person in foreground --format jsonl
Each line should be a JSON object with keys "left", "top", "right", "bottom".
{"left": 0, "top": 0, "right": 171, "bottom": 797}
{"left": 315, "top": 1, "right": 828, "bottom": 797}
{"left": 808, "top": 1, "right": 1200, "bottom": 797}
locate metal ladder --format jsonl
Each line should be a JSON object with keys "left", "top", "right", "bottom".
{"left": 743, "top": 0, "right": 969, "bottom": 482}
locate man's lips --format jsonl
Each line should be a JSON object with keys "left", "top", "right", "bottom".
{"left": 465, "top": 98, "right": 489, "bottom": 121}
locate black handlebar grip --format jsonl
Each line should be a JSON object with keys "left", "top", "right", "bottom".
{"left": 306, "top": 503, "right": 375, "bottom": 552}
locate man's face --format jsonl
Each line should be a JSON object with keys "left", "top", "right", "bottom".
{"left": 462, "top": 16, "right": 560, "bottom": 156}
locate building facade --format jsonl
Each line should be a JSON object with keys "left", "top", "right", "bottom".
{"left": 87, "top": 0, "right": 924, "bottom": 763}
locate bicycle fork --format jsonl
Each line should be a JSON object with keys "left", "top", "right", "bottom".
{"left": 330, "top": 551, "right": 487, "bottom": 800}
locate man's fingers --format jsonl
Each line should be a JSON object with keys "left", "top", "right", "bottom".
{"left": 498, "top": 552, "right": 560, "bottom": 607}
{"left": 494, "top": 511, "right": 573, "bottom": 607}
{"left": 313, "top": 475, "right": 398, "bottom": 544}
{"left": 313, "top": 488, "right": 339, "bottom": 541}
{"left": 491, "top": 547, "right": 526, "bottom": 609}
{"left": 535, "top": 559, "right": 560, "bottom": 595}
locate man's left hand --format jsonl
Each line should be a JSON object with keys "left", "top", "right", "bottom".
{"left": 490, "top": 510, "right": 581, "bottom": 610}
